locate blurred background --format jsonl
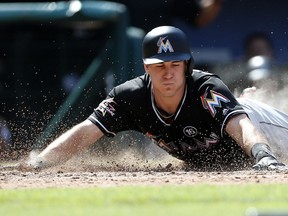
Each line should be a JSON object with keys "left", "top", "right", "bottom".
{"left": 0, "top": 0, "right": 287, "bottom": 158}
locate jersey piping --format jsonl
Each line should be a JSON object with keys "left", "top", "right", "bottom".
{"left": 151, "top": 85, "right": 187, "bottom": 126}
{"left": 89, "top": 115, "right": 116, "bottom": 136}
{"left": 220, "top": 109, "right": 247, "bottom": 137}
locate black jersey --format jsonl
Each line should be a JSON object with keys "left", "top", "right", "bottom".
{"left": 88, "top": 70, "right": 248, "bottom": 165}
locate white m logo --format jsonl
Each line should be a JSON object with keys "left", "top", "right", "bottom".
{"left": 157, "top": 37, "right": 174, "bottom": 54}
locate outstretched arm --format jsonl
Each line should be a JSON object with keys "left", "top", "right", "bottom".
{"left": 225, "top": 114, "right": 266, "bottom": 156}
{"left": 25, "top": 119, "right": 104, "bottom": 169}
{"left": 225, "top": 114, "right": 285, "bottom": 170}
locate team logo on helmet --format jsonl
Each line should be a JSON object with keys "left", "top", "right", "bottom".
{"left": 157, "top": 36, "right": 174, "bottom": 54}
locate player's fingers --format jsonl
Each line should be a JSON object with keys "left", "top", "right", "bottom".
{"left": 17, "top": 161, "right": 41, "bottom": 172}
{"left": 252, "top": 163, "right": 288, "bottom": 171}
{"left": 252, "top": 163, "right": 263, "bottom": 170}
{"left": 272, "top": 165, "right": 288, "bottom": 171}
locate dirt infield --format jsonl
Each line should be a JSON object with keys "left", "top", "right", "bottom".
{"left": 2, "top": 138, "right": 288, "bottom": 189}
{"left": 2, "top": 168, "right": 288, "bottom": 189}
{"left": 1, "top": 151, "right": 288, "bottom": 189}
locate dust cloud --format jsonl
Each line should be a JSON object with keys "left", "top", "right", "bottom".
{"left": 238, "top": 82, "right": 288, "bottom": 113}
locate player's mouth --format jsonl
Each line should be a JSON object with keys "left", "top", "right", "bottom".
{"left": 162, "top": 82, "right": 174, "bottom": 86}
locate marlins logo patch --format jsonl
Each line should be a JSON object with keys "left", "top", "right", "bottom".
{"left": 200, "top": 89, "right": 230, "bottom": 117}
{"left": 157, "top": 36, "right": 174, "bottom": 54}
{"left": 96, "top": 98, "right": 116, "bottom": 117}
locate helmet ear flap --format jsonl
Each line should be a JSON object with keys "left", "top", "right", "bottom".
{"left": 186, "top": 57, "right": 195, "bottom": 76}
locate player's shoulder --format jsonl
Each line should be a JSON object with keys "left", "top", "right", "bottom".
{"left": 187, "top": 69, "right": 220, "bottom": 86}
{"left": 191, "top": 69, "right": 219, "bottom": 80}
{"left": 111, "top": 74, "right": 148, "bottom": 97}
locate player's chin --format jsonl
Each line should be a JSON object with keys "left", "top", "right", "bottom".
{"left": 162, "top": 85, "right": 174, "bottom": 91}
{"left": 161, "top": 90, "right": 177, "bottom": 97}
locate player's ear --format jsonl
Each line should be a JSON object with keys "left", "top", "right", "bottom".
{"left": 143, "top": 63, "right": 149, "bottom": 74}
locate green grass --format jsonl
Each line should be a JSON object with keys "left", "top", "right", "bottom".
{"left": 1, "top": 185, "right": 288, "bottom": 216}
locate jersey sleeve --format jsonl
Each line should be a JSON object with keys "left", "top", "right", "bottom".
{"left": 87, "top": 77, "right": 145, "bottom": 137}
{"left": 196, "top": 73, "right": 247, "bottom": 137}
{"left": 88, "top": 93, "right": 136, "bottom": 137}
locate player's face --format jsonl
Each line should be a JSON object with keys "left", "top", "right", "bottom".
{"left": 144, "top": 61, "right": 187, "bottom": 97}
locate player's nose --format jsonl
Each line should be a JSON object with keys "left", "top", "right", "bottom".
{"left": 163, "top": 67, "right": 174, "bottom": 79}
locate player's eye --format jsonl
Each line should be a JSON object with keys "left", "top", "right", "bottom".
{"left": 171, "top": 61, "right": 181, "bottom": 66}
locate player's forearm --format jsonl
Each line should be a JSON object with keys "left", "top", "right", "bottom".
{"left": 38, "top": 126, "right": 87, "bottom": 167}
{"left": 226, "top": 114, "right": 286, "bottom": 170}
{"left": 29, "top": 120, "right": 103, "bottom": 168}
{"left": 225, "top": 114, "right": 268, "bottom": 157}
{"left": 241, "top": 126, "right": 268, "bottom": 157}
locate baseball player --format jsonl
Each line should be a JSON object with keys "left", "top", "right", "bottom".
{"left": 24, "top": 26, "right": 288, "bottom": 171}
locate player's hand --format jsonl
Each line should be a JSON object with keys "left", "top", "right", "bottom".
{"left": 252, "top": 156, "right": 286, "bottom": 171}
{"left": 18, "top": 156, "right": 46, "bottom": 172}
{"left": 251, "top": 143, "right": 287, "bottom": 171}
{"left": 27, "top": 155, "right": 45, "bottom": 169}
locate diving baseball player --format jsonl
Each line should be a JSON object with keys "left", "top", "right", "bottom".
{"left": 24, "top": 26, "right": 288, "bottom": 171}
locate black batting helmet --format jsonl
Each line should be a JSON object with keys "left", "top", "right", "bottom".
{"left": 142, "top": 26, "right": 194, "bottom": 70}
